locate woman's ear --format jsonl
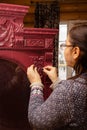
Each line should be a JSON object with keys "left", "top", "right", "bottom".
{"left": 72, "top": 46, "right": 80, "bottom": 60}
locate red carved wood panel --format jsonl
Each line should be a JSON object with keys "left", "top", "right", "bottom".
{"left": 0, "top": 3, "right": 58, "bottom": 130}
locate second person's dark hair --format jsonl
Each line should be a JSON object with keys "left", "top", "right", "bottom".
{"left": 69, "top": 22, "right": 87, "bottom": 74}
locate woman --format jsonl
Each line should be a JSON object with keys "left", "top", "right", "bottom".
{"left": 27, "top": 23, "right": 87, "bottom": 130}
{"left": 0, "top": 59, "right": 31, "bottom": 130}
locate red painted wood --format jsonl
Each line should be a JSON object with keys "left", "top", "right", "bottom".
{"left": 0, "top": 3, "right": 58, "bottom": 129}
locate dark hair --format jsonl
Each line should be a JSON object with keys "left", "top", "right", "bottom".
{"left": 0, "top": 59, "right": 31, "bottom": 129}
{"left": 69, "top": 22, "right": 87, "bottom": 75}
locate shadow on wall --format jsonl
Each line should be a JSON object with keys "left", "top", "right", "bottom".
{"left": 0, "top": 59, "right": 32, "bottom": 130}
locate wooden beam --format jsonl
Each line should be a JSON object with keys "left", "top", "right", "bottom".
{"left": 29, "top": 5, "right": 35, "bottom": 14}
{"left": 24, "top": 22, "right": 34, "bottom": 28}
{"left": 30, "top": 0, "right": 56, "bottom": 2}
{"left": 60, "top": 3, "right": 87, "bottom": 12}
{"left": 60, "top": 12, "right": 87, "bottom": 21}
{"left": 0, "top": 0, "right": 31, "bottom": 5}
{"left": 24, "top": 13, "right": 35, "bottom": 23}
{"left": 60, "top": 0, "right": 87, "bottom": 4}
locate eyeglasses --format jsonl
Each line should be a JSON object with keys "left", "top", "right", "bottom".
{"left": 60, "top": 43, "right": 74, "bottom": 48}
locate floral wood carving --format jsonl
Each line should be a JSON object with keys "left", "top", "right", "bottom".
{"left": 25, "top": 38, "right": 44, "bottom": 47}
{"left": 33, "top": 56, "right": 44, "bottom": 78}
{"left": 45, "top": 38, "right": 54, "bottom": 49}
{"left": 0, "top": 3, "right": 58, "bottom": 100}
{"left": 0, "top": 3, "right": 28, "bottom": 48}
{"left": 0, "top": 17, "right": 23, "bottom": 47}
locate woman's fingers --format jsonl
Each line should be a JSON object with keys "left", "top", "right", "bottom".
{"left": 43, "top": 65, "right": 58, "bottom": 83}
{"left": 27, "top": 64, "right": 42, "bottom": 84}
{"left": 43, "top": 66, "right": 53, "bottom": 70}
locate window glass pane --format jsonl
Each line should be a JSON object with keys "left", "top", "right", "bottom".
{"left": 59, "top": 24, "right": 67, "bottom": 42}
{"left": 58, "top": 24, "right": 67, "bottom": 80}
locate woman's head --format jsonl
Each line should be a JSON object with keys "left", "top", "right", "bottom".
{"left": 64, "top": 22, "right": 87, "bottom": 75}
{"left": 0, "top": 59, "right": 30, "bottom": 128}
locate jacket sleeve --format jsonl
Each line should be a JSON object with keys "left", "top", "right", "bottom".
{"left": 28, "top": 80, "right": 74, "bottom": 130}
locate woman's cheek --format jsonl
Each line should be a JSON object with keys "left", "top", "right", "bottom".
{"left": 64, "top": 49, "right": 72, "bottom": 66}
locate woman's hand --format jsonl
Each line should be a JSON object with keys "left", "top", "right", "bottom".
{"left": 27, "top": 64, "right": 42, "bottom": 84}
{"left": 43, "top": 66, "right": 58, "bottom": 83}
